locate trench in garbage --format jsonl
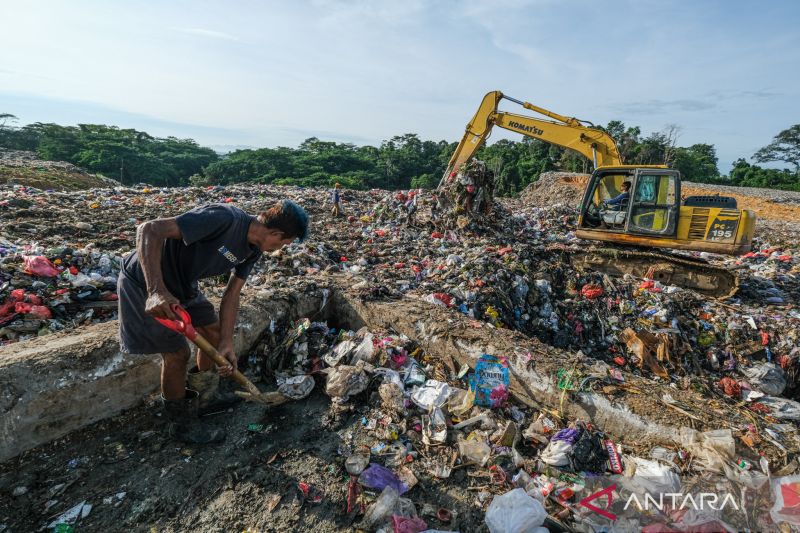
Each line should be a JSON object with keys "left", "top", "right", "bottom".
{"left": 0, "top": 288, "right": 495, "bottom": 532}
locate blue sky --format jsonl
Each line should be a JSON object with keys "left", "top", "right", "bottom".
{"left": 1, "top": 0, "right": 798, "bottom": 172}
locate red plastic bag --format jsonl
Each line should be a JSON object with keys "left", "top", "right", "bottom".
{"left": 0, "top": 301, "right": 16, "bottom": 318}
{"left": 719, "top": 376, "right": 741, "bottom": 398}
{"left": 430, "top": 293, "right": 453, "bottom": 307}
{"left": 14, "top": 302, "right": 52, "bottom": 319}
{"left": 23, "top": 255, "right": 60, "bottom": 277}
{"left": 581, "top": 284, "right": 604, "bottom": 299}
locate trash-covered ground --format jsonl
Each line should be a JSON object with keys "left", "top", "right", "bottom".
{"left": 0, "top": 149, "right": 119, "bottom": 190}
{"left": 2, "top": 173, "right": 800, "bottom": 532}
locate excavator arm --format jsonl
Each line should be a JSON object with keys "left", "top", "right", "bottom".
{"left": 442, "top": 91, "right": 622, "bottom": 184}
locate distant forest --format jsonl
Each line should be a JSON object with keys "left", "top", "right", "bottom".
{"left": 1, "top": 113, "right": 798, "bottom": 194}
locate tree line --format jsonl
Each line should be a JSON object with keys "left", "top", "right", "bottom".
{"left": 0, "top": 115, "right": 217, "bottom": 187}
{"left": 1, "top": 113, "right": 798, "bottom": 193}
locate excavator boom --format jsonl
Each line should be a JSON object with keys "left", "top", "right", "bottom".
{"left": 442, "top": 91, "right": 622, "bottom": 184}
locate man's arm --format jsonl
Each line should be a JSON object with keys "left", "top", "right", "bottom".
{"left": 605, "top": 192, "right": 627, "bottom": 206}
{"left": 215, "top": 273, "right": 247, "bottom": 376}
{"left": 137, "top": 218, "right": 182, "bottom": 320}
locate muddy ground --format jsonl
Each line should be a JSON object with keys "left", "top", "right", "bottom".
{"left": 0, "top": 370, "right": 496, "bottom": 532}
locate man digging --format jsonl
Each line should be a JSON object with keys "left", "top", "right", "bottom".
{"left": 118, "top": 200, "right": 309, "bottom": 444}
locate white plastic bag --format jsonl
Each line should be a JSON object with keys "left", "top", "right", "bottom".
{"left": 679, "top": 428, "right": 735, "bottom": 472}
{"left": 626, "top": 456, "right": 681, "bottom": 495}
{"left": 277, "top": 375, "right": 314, "bottom": 399}
{"left": 743, "top": 362, "right": 786, "bottom": 396}
{"left": 539, "top": 439, "right": 572, "bottom": 467}
{"left": 760, "top": 396, "right": 800, "bottom": 420}
{"left": 411, "top": 380, "right": 451, "bottom": 410}
{"left": 485, "top": 488, "right": 547, "bottom": 533}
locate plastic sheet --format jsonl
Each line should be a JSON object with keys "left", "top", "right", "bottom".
{"left": 485, "top": 488, "right": 546, "bottom": 533}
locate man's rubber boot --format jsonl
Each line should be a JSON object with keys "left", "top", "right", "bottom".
{"left": 161, "top": 389, "right": 225, "bottom": 444}
{"left": 187, "top": 367, "right": 243, "bottom": 416}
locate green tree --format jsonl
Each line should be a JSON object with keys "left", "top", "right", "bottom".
{"left": 754, "top": 124, "right": 800, "bottom": 172}
{"left": 673, "top": 144, "right": 720, "bottom": 183}
{"left": 727, "top": 159, "right": 799, "bottom": 191}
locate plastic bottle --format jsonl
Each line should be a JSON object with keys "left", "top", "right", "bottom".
{"left": 362, "top": 486, "right": 399, "bottom": 529}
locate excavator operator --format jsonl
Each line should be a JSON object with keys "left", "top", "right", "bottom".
{"left": 603, "top": 181, "right": 631, "bottom": 210}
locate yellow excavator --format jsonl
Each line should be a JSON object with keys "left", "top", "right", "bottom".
{"left": 441, "top": 91, "right": 757, "bottom": 297}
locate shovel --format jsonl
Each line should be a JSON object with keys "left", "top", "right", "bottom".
{"left": 154, "top": 304, "right": 288, "bottom": 407}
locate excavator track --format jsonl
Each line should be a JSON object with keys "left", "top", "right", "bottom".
{"left": 564, "top": 247, "right": 739, "bottom": 299}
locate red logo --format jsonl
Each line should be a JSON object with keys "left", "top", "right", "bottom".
{"left": 579, "top": 483, "right": 617, "bottom": 521}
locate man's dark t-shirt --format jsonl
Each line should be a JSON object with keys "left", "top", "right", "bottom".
{"left": 123, "top": 204, "right": 261, "bottom": 301}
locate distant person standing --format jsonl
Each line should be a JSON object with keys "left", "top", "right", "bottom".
{"left": 405, "top": 190, "right": 419, "bottom": 225}
{"left": 330, "top": 183, "right": 343, "bottom": 217}
{"left": 430, "top": 192, "right": 440, "bottom": 222}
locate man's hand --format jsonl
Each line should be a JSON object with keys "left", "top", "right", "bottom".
{"left": 144, "top": 290, "right": 180, "bottom": 320}
{"left": 216, "top": 338, "right": 237, "bottom": 377}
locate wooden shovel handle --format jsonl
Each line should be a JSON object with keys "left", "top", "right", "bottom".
{"left": 192, "top": 333, "right": 261, "bottom": 396}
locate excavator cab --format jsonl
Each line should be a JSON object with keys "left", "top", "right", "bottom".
{"left": 579, "top": 167, "right": 681, "bottom": 237}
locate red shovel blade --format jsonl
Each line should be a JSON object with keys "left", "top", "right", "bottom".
{"left": 154, "top": 304, "right": 198, "bottom": 341}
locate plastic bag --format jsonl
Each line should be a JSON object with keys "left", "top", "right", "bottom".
{"left": 569, "top": 428, "right": 608, "bottom": 473}
{"left": 359, "top": 463, "right": 408, "bottom": 494}
{"left": 447, "top": 387, "right": 474, "bottom": 417}
{"left": 771, "top": 475, "right": 800, "bottom": 526}
{"left": 345, "top": 452, "right": 370, "bottom": 476}
{"left": 469, "top": 354, "right": 509, "bottom": 408}
{"left": 626, "top": 456, "right": 681, "bottom": 495}
{"left": 324, "top": 339, "right": 356, "bottom": 367}
{"left": 743, "top": 362, "right": 787, "bottom": 396}
{"left": 325, "top": 363, "right": 368, "bottom": 401}
{"left": 362, "top": 486, "right": 399, "bottom": 529}
{"left": 23, "top": 255, "right": 60, "bottom": 277}
{"left": 422, "top": 408, "right": 447, "bottom": 445}
{"left": 351, "top": 333, "right": 375, "bottom": 364}
{"left": 14, "top": 302, "right": 53, "bottom": 319}
{"left": 277, "top": 375, "right": 314, "bottom": 400}
{"left": 759, "top": 397, "right": 800, "bottom": 420}
{"left": 411, "top": 380, "right": 451, "bottom": 410}
{"left": 391, "top": 515, "right": 428, "bottom": 533}
{"left": 485, "top": 488, "right": 547, "bottom": 533}
{"left": 679, "top": 428, "right": 734, "bottom": 472}
{"left": 539, "top": 439, "right": 572, "bottom": 467}
{"left": 458, "top": 439, "right": 491, "bottom": 466}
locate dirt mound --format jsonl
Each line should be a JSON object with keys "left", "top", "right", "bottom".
{"left": 518, "top": 171, "right": 588, "bottom": 206}
{"left": 682, "top": 182, "right": 800, "bottom": 222}
{"left": 0, "top": 149, "right": 119, "bottom": 190}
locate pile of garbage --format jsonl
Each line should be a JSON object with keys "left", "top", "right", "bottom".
{"left": 0, "top": 243, "right": 121, "bottom": 340}
{"left": 3, "top": 175, "right": 800, "bottom": 529}
{"left": 437, "top": 159, "right": 497, "bottom": 228}
{"left": 2, "top": 181, "right": 799, "bottom": 388}
{"left": 252, "top": 317, "right": 799, "bottom": 531}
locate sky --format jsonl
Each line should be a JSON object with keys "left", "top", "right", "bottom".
{"left": 1, "top": 0, "right": 798, "bottom": 173}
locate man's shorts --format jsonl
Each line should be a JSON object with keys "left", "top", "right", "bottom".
{"left": 117, "top": 269, "right": 218, "bottom": 354}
